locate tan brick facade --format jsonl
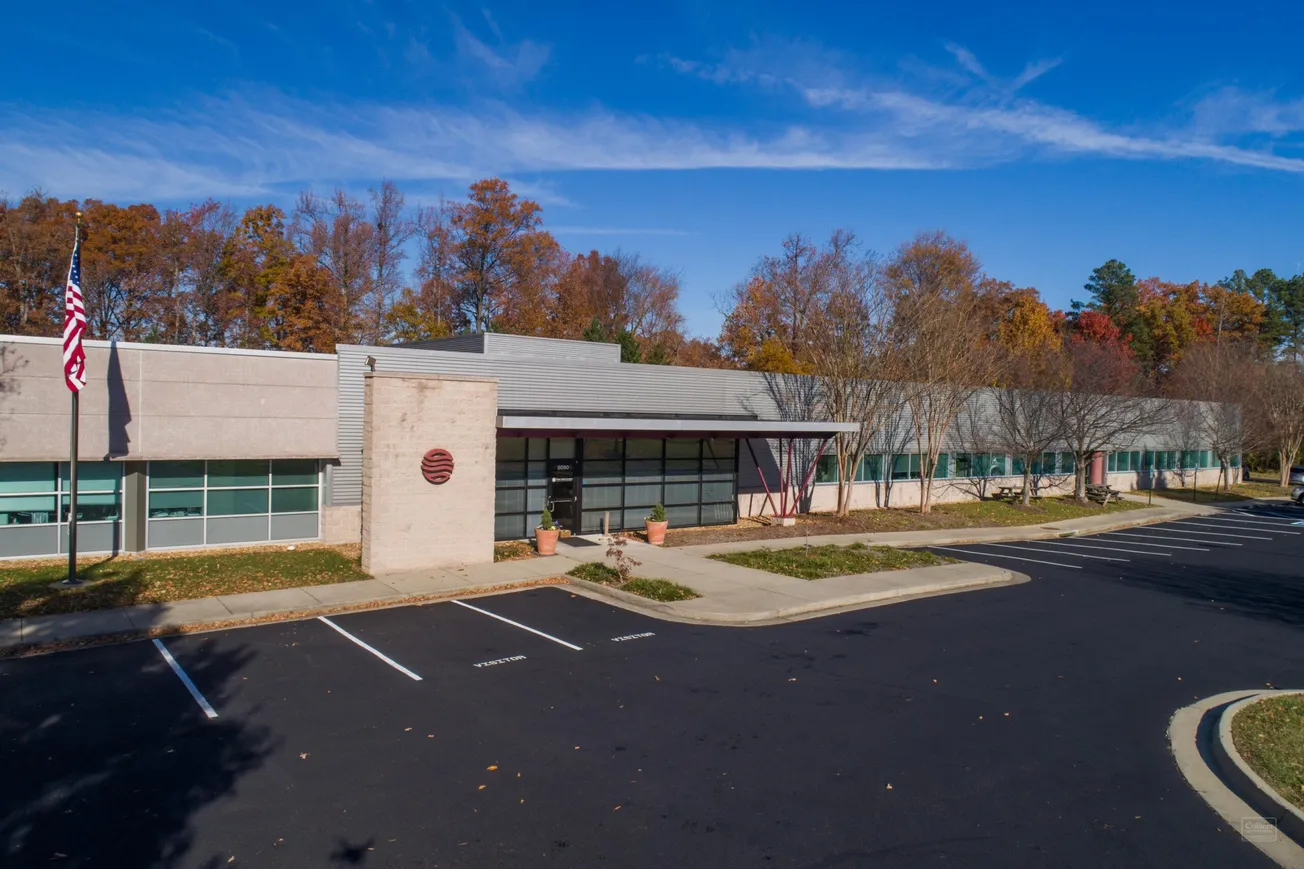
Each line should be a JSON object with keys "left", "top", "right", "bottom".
{"left": 320, "top": 505, "right": 362, "bottom": 544}
{"left": 361, "top": 372, "right": 498, "bottom": 574}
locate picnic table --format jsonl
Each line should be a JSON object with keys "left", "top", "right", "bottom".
{"left": 1085, "top": 483, "right": 1123, "bottom": 504}
{"left": 994, "top": 485, "right": 1025, "bottom": 502}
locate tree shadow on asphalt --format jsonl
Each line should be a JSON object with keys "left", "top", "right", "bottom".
{"left": 0, "top": 639, "right": 276, "bottom": 868}
{"left": 1094, "top": 559, "right": 1304, "bottom": 628}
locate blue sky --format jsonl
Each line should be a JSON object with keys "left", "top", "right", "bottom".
{"left": 5, "top": 1, "right": 1304, "bottom": 337}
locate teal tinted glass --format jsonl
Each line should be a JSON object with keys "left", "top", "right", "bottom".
{"left": 272, "top": 460, "right": 317, "bottom": 486}
{"left": 207, "top": 488, "right": 269, "bottom": 516}
{"left": 0, "top": 463, "right": 57, "bottom": 494}
{"left": 149, "top": 489, "right": 204, "bottom": 518}
{"left": 271, "top": 486, "right": 318, "bottom": 513}
{"left": 60, "top": 462, "right": 121, "bottom": 492}
{"left": 207, "top": 460, "right": 269, "bottom": 488}
{"left": 149, "top": 461, "right": 205, "bottom": 490}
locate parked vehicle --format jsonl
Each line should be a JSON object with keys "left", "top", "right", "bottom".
{"left": 1294, "top": 485, "right": 1304, "bottom": 506}
{"left": 1290, "top": 466, "right": 1304, "bottom": 486}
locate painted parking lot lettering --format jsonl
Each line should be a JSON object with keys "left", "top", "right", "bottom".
{"left": 473, "top": 655, "right": 528, "bottom": 669}
{"left": 612, "top": 632, "right": 656, "bottom": 642}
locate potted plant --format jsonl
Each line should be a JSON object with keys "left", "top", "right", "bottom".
{"left": 645, "top": 503, "right": 669, "bottom": 545}
{"left": 535, "top": 507, "right": 560, "bottom": 556}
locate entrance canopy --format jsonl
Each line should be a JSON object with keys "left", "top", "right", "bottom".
{"left": 496, "top": 413, "right": 860, "bottom": 439}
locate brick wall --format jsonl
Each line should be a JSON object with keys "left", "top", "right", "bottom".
{"left": 361, "top": 372, "right": 497, "bottom": 574}
{"left": 320, "top": 505, "right": 361, "bottom": 544}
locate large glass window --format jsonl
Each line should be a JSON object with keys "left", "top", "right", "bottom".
{"left": 494, "top": 437, "right": 738, "bottom": 539}
{"left": 0, "top": 461, "right": 122, "bottom": 558}
{"left": 146, "top": 460, "right": 320, "bottom": 547}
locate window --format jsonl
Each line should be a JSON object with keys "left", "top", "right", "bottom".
{"left": 0, "top": 462, "right": 58, "bottom": 526}
{"left": 815, "top": 455, "right": 839, "bottom": 483}
{"left": 858, "top": 455, "right": 883, "bottom": 481}
{"left": 1060, "top": 452, "right": 1076, "bottom": 473}
{"left": 890, "top": 454, "right": 921, "bottom": 480}
{"left": 934, "top": 453, "right": 949, "bottom": 480}
{"left": 0, "top": 462, "right": 122, "bottom": 558}
{"left": 147, "top": 460, "right": 319, "bottom": 548}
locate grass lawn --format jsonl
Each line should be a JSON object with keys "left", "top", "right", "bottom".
{"left": 0, "top": 544, "right": 368, "bottom": 620}
{"left": 710, "top": 542, "right": 956, "bottom": 580}
{"left": 666, "top": 496, "right": 1144, "bottom": 547}
{"left": 1231, "top": 693, "right": 1304, "bottom": 811}
{"left": 565, "top": 562, "right": 700, "bottom": 602}
{"left": 1139, "top": 481, "right": 1294, "bottom": 503}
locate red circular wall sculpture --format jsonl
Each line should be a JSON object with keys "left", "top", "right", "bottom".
{"left": 421, "top": 448, "right": 454, "bottom": 485}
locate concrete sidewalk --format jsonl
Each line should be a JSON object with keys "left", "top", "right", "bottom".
{"left": 0, "top": 494, "right": 1223, "bottom": 652}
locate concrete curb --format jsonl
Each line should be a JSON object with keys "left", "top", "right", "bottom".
{"left": 1169, "top": 690, "right": 1304, "bottom": 869}
{"left": 566, "top": 565, "right": 1025, "bottom": 627}
{"left": 0, "top": 578, "right": 568, "bottom": 659}
{"left": 1215, "top": 691, "right": 1304, "bottom": 847}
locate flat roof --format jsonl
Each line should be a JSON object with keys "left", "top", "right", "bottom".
{"left": 497, "top": 414, "right": 859, "bottom": 437}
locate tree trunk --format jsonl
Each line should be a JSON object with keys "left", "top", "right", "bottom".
{"left": 1280, "top": 448, "right": 1291, "bottom": 487}
{"left": 1075, "top": 463, "right": 1087, "bottom": 501}
{"left": 1021, "top": 465, "right": 1032, "bottom": 506}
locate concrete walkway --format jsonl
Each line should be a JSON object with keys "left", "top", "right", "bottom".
{"left": 0, "top": 495, "right": 1222, "bottom": 652}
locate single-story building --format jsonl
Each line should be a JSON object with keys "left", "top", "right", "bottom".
{"left": 0, "top": 333, "right": 1233, "bottom": 571}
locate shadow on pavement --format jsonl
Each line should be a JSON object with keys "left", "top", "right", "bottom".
{"left": 0, "top": 640, "right": 275, "bottom": 868}
{"left": 1098, "top": 559, "right": 1304, "bottom": 628}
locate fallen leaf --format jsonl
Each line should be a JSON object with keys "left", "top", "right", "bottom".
{"left": 299, "top": 753, "right": 309, "bottom": 760}
{"left": 404, "top": 727, "right": 412, "bottom": 732}
{"left": 885, "top": 784, "right": 893, "bottom": 790}
{"left": 788, "top": 678, "right": 797, "bottom": 682}
{"left": 614, "top": 805, "right": 622, "bottom": 811}
{"left": 487, "top": 765, "right": 498, "bottom": 771}
{"left": 477, "top": 785, "right": 486, "bottom": 791}
{"left": 1003, "top": 712, "right": 1010, "bottom": 717}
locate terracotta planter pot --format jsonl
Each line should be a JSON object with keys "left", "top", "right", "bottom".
{"left": 645, "top": 519, "right": 669, "bottom": 545}
{"left": 535, "top": 527, "right": 560, "bottom": 556}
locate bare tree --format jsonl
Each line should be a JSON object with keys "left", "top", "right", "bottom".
{"left": 991, "top": 380, "right": 1066, "bottom": 505}
{"left": 1168, "top": 342, "right": 1255, "bottom": 490}
{"left": 368, "top": 181, "right": 414, "bottom": 344}
{"left": 804, "top": 234, "right": 896, "bottom": 515}
{"left": 291, "top": 188, "right": 374, "bottom": 344}
{"left": 1251, "top": 360, "right": 1304, "bottom": 486}
{"left": 884, "top": 231, "right": 996, "bottom": 513}
{"left": 1054, "top": 340, "right": 1159, "bottom": 500}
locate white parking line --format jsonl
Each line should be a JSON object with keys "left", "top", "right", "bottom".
{"left": 153, "top": 639, "right": 219, "bottom": 719}
{"left": 1233, "top": 509, "right": 1303, "bottom": 521}
{"left": 1136, "top": 529, "right": 1243, "bottom": 546}
{"left": 1171, "top": 521, "right": 1282, "bottom": 538}
{"left": 1209, "top": 513, "right": 1302, "bottom": 527}
{"left": 1156, "top": 525, "right": 1270, "bottom": 540}
{"left": 933, "top": 546, "right": 1082, "bottom": 569}
{"left": 1095, "top": 533, "right": 1211, "bottom": 551}
{"left": 317, "top": 616, "right": 423, "bottom": 681}
{"left": 1188, "top": 517, "right": 1301, "bottom": 534}
{"left": 1038, "top": 540, "right": 1172, "bottom": 556}
{"left": 985, "top": 542, "right": 1128, "bottom": 562}
{"left": 452, "top": 600, "right": 584, "bottom": 651}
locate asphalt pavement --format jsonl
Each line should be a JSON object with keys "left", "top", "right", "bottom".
{"left": 4, "top": 502, "right": 1304, "bottom": 868}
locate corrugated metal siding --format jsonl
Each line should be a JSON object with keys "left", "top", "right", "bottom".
{"left": 397, "top": 334, "right": 486, "bottom": 353}
{"left": 331, "top": 342, "right": 1239, "bottom": 506}
{"left": 483, "top": 333, "right": 622, "bottom": 364}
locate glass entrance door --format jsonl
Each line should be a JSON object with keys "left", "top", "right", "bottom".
{"left": 547, "top": 459, "right": 577, "bottom": 532}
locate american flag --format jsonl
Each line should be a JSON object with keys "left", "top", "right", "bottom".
{"left": 62, "top": 232, "right": 87, "bottom": 392}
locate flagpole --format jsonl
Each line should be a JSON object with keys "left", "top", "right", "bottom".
{"left": 64, "top": 213, "right": 82, "bottom": 586}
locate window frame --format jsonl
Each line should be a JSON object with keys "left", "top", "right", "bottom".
{"left": 146, "top": 460, "right": 321, "bottom": 548}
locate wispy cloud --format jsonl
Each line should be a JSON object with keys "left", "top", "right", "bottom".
{"left": 451, "top": 11, "right": 549, "bottom": 85}
{"left": 3, "top": 41, "right": 1304, "bottom": 206}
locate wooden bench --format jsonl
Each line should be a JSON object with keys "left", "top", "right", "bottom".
{"left": 1085, "top": 483, "right": 1123, "bottom": 504}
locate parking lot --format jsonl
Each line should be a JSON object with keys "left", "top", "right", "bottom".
{"left": 4, "top": 503, "right": 1304, "bottom": 868}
